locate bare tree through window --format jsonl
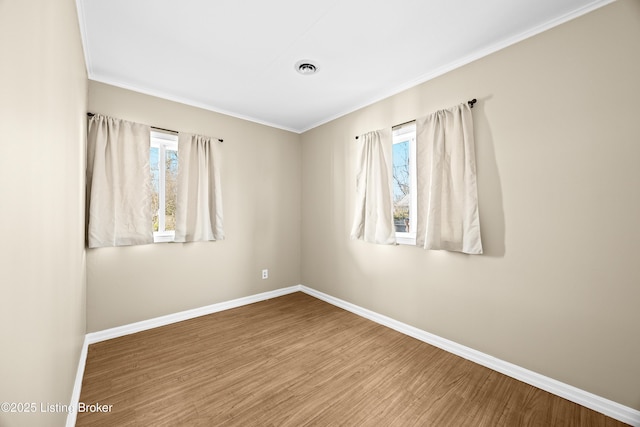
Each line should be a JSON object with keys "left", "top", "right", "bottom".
{"left": 392, "top": 140, "right": 410, "bottom": 232}
{"left": 150, "top": 132, "right": 178, "bottom": 241}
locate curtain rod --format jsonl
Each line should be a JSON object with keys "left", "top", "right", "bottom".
{"left": 355, "top": 99, "right": 476, "bottom": 139}
{"left": 87, "top": 112, "right": 224, "bottom": 143}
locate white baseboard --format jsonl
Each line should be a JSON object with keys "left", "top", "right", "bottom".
{"left": 66, "top": 335, "right": 89, "bottom": 427}
{"left": 298, "top": 285, "right": 640, "bottom": 427}
{"left": 85, "top": 286, "right": 300, "bottom": 344}
{"left": 66, "top": 286, "right": 300, "bottom": 426}
{"left": 67, "top": 284, "right": 640, "bottom": 426}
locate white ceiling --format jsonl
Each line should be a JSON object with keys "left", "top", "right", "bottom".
{"left": 77, "top": 0, "right": 611, "bottom": 133}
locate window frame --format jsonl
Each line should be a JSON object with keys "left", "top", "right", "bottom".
{"left": 150, "top": 130, "right": 178, "bottom": 243}
{"left": 392, "top": 122, "right": 417, "bottom": 246}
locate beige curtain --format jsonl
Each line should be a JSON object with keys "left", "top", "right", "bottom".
{"left": 86, "top": 114, "right": 152, "bottom": 248}
{"left": 416, "top": 103, "right": 482, "bottom": 254}
{"left": 350, "top": 129, "right": 396, "bottom": 245}
{"left": 174, "top": 133, "right": 224, "bottom": 242}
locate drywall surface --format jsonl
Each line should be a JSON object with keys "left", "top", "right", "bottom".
{"left": 0, "top": 0, "right": 88, "bottom": 425}
{"left": 301, "top": 0, "right": 640, "bottom": 410}
{"left": 86, "top": 82, "right": 301, "bottom": 332}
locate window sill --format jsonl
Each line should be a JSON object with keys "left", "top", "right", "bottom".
{"left": 396, "top": 233, "right": 416, "bottom": 246}
{"left": 153, "top": 231, "right": 175, "bottom": 243}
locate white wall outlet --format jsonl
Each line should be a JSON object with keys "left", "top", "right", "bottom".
{"left": 261, "top": 269, "right": 269, "bottom": 279}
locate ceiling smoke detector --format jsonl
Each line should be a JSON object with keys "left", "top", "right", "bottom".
{"left": 295, "top": 60, "right": 319, "bottom": 75}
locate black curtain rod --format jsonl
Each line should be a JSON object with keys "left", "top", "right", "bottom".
{"left": 355, "top": 99, "right": 477, "bottom": 139}
{"left": 87, "top": 112, "right": 224, "bottom": 143}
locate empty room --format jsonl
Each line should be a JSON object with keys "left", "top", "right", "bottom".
{"left": 1, "top": 0, "right": 639, "bottom": 426}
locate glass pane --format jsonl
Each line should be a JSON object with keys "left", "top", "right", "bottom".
{"left": 150, "top": 146, "right": 160, "bottom": 232}
{"left": 392, "top": 140, "right": 410, "bottom": 233}
{"left": 164, "top": 149, "right": 178, "bottom": 231}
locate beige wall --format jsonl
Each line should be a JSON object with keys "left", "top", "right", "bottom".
{"left": 1, "top": 0, "right": 635, "bottom": 423}
{"left": 86, "top": 82, "right": 301, "bottom": 332}
{"left": 301, "top": 0, "right": 640, "bottom": 410}
{"left": 0, "top": 0, "right": 88, "bottom": 426}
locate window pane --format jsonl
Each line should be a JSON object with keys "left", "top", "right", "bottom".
{"left": 393, "top": 140, "right": 410, "bottom": 233}
{"left": 150, "top": 146, "right": 160, "bottom": 232}
{"left": 164, "top": 149, "right": 178, "bottom": 231}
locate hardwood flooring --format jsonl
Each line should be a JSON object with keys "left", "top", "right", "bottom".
{"left": 77, "top": 292, "right": 628, "bottom": 426}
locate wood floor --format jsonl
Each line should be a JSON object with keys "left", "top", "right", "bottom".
{"left": 77, "top": 292, "right": 628, "bottom": 426}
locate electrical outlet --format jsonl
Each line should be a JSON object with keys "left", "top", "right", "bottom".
{"left": 261, "top": 269, "right": 269, "bottom": 279}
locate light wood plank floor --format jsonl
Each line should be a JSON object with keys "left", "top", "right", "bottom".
{"left": 77, "top": 292, "right": 628, "bottom": 426}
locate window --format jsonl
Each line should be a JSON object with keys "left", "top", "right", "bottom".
{"left": 392, "top": 122, "right": 416, "bottom": 245}
{"left": 150, "top": 131, "right": 178, "bottom": 242}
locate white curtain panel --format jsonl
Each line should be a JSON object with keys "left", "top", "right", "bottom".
{"left": 174, "top": 133, "right": 224, "bottom": 242}
{"left": 350, "top": 129, "right": 396, "bottom": 245}
{"left": 416, "top": 103, "right": 482, "bottom": 254}
{"left": 86, "top": 114, "right": 152, "bottom": 248}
